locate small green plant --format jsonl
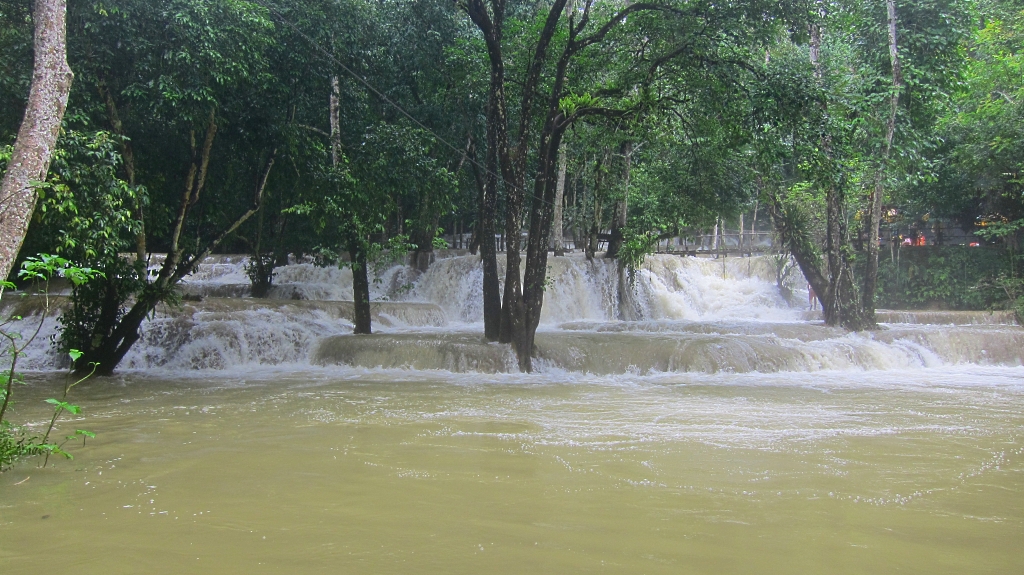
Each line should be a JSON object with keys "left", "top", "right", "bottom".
{"left": 245, "top": 253, "right": 276, "bottom": 298}
{"left": 431, "top": 233, "right": 449, "bottom": 251}
{"left": 38, "top": 349, "right": 97, "bottom": 467}
{"left": 0, "top": 256, "right": 101, "bottom": 471}
{"left": 618, "top": 231, "right": 660, "bottom": 283}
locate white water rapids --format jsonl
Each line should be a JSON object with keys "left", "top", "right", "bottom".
{"left": 3, "top": 253, "right": 1023, "bottom": 574}
{"left": 2, "top": 253, "right": 1020, "bottom": 374}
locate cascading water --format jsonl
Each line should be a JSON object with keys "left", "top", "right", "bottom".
{"left": 4, "top": 253, "right": 1023, "bottom": 574}
{"left": 2, "top": 252, "right": 1021, "bottom": 373}
{"left": 409, "top": 254, "right": 796, "bottom": 325}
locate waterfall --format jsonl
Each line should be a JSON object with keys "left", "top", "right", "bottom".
{"left": 410, "top": 254, "right": 797, "bottom": 325}
{"left": 2, "top": 253, "right": 1021, "bottom": 373}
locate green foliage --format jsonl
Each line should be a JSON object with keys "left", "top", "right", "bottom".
{"left": 0, "top": 0, "right": 31, "bottom": 140}
{"left": 292, "top": 122, "right": 455, "bottom": 265}
{"left": 906, "top": 2, "right": 1023, "bottom": 230}
{"left": 31, "top": 130, "right": 144, "bottom": 261}
{"left": 245, "top": 254, "right": 276, "bottom": 297}
{"left": 617, "top": 231, "right": 660, "bottom": 282}
{"left": 19, "top": 130, "right": 144, "bottom": 356}
{"left": 38, "top": 352, "right": 98, "bottom": 467}
{"left": 874, "top": 246, "right": 1010, "bottom": 309}
{"left": 0, "top": 421, "right": 46, "bottom": 470}
{"left": 1, "top": 255, "right": 100, "bottom": 471}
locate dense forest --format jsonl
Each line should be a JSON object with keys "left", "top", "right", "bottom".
{"left": 1, "top": 0, "right": 1023, "bottom": 375}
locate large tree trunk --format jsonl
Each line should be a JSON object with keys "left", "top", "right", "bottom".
{"left": 349, "top": 236, "right": 372, "bottom": 334}
{"left": 766, "top": 194, "right": 829, "bottom": 312}
{"left": 478, "top": 66, "right": 503, "bottom": 341}
{"left": 521, "top": 115, "right": 568, "bottom": 371}
{"left": 823, "top": 180, "right": 870, "bottom": 329}
{"left": 552, "top": 142, "right": 567, "bottom": 256}
{"left": 463, "top": 0, "right": 509, "bottom": 342}
{"left": 463, "top": 0, "right": 568, "bottom": 356}
{"left": 862, "top": 0, "right": 902, "bottom": 318}
{"left": 606, "top": 141, "right": 631, "bottom": 259}
{"left": 806, "top": 19, "right": 871, "bottom": 330}
{"left": 0, "top": 0, "right": 73, "bottom": 283}
{"left": 767, "top": 190, "right": 871, "bottom": 330}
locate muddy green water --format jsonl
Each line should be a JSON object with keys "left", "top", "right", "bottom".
{"left": 1, "top": 367, "right": 1022, "bottom": 574}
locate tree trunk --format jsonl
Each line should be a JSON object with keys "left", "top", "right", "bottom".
{"left": 349, "top": 236, "right": 372, "bottom": 334}
{"left": 463, "top": 0, "right": 568, "bottom": 354}
{"left": 606, "top": 142, "right": 631, "bottom": 259}
{"left": 326, "top": 74, "right": 373, "bottom": 333}
{"left": 77, "top": 136, "right": 275, "bottom": 375}
{"left": 805, "top": 18, "right": 871, "bottom": 330}
{"left": 519, "top": 122, "right": 565, "bottom": 370}
{"left": 739, "top": 213, "right": 745, "bottom": 256}
{"left": 463, "top": 0, "right": 509, "bottom": 342}
{"left": 750, "top": 201, "right": 758, "bottom": 252}
{"left": 766, "top": 194, "right": 829, "bottom": 312}
{"left": 552, "top": 141, "right": 567, "bottom": 256}
{"left": 98, "top": 80, "right": 146, "bottom": 272}
{"left": 586, "top": 152, "right": 606, "bottom": 260}
{"left": 0, "top": 0, "right": 73, "bottom": 283}
{"left": 862, "top": 0, "right": 902, "bottom": 319}
{"left": 767, "top": 190, "right": 870, "bottom": 330}
{"left": 330, "top": 75, "right": 342, "bottom": 167}
{"left": 478, "top": 76, "right": 502, "bottom": 340}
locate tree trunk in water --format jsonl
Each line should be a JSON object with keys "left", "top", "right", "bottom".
{"left": 805, "top": 19, "right": 871, "bottom": 329}
{"left": 250, "top": 199, "right": 272, "bottom": 298}
{"left": 462, "top": 0, "right": 509, "bottom": 342}
{"left": 824, "top": 180, "right": 869, "bottom": 328}
{"left": 463, "top": 0, "right": 569, "bottom": 365}
{"left": 478, "top": 79, "right": 502, "bottom": 341}
{"left": 767, "top": 191, "right": 870, "bottom": 330}
{"left": 586, "top": 153, "right": 606, "bottom": 260}
{"left": 520, "top": 111, "right": 568, "bottom": 371}
{"left": 349, "top": 238, "right": 372, "bottom": 335}
{"left": 766, "top": 194, "right": 829, "bottom": 313}
{"left": 862, "top": 0, "right": 902, "bottom": 319}
{"left": 0, "top": 0, "right": 73, "bottom": 283}
{"left": 76, "top": 128, "right": 275, "bottom": 375}
{"left": 326, "top": 74, "right": 372, "bottom": 334}
{"left": 606, "top": 142, "right": 630, "bottom": 259}
{"left": 552, "top": 142, "right": 567, "bottom": 256}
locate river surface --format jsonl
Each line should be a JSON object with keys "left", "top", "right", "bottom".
{"left": 1, "top": 254, "right": 1022, "bottom": 573}
{"left": 2, "top": 367, "right": 1022, "bottom": 574}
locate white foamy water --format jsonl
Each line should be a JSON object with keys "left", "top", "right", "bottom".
{"left": 634, "top": 256, "right": 796, "bottom": 322}
{"left": 2, "top": 253, "right": 1021, "bottom": 374}
{"left": 2, "top": 365, "right": 1022, "bottom": 574}
{"left": 406, "top": 254, "right": 799, "bottom": 324}
{"left": 176, "top": 253, "right": 798, "bottom": 325}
